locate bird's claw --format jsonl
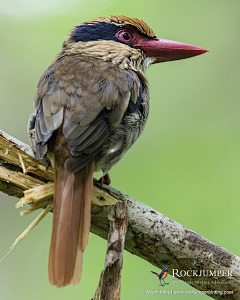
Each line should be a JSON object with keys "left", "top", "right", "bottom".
{"left": 98, "top": 173, "right": 111, "bottom": 187}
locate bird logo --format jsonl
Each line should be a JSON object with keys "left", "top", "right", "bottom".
{"left": 151, "top": 265, "right": 170, "bottom": 286}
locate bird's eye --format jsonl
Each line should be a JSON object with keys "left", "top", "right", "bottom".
{"left": 116, "top": 30, "right": 133, "bottom": 43}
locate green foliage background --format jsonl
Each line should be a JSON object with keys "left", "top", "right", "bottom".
{"left": 0, "top": 1, "right": 240, "bottom": 299}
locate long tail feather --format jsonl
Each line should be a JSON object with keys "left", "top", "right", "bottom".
{"left": 48, "top": 136, "right": 93, "bottom": 287}
{"left": 151, "top": 271, "right": 158, "bottom": 276}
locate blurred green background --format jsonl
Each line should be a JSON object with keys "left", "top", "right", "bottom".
{"left": 0, "top": 0, "right": 240, "bottom": 299}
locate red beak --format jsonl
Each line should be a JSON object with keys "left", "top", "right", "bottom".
{"left": 134, "top": 38, "right": 208, "bottom": 63}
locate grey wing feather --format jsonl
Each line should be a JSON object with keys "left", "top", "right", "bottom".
{"left": 35, "top": 102, "right": 54, "bottom": 159}
{"left": 82, "top": 127, "right": 110, "bottom": 155}
{"left": 68, "top": 119, "right": 109, "bottom": 154}
{"left": 65, "top": 109, "right": 110, "bottom": 171}
{"left": 44, "top": 107, "right": 64, "bottom": 131}
{"left": 66, "top": 113, "right": 106, "bottom": 146}
{"left": 65, "top": 153, "right": 97, "bottom": 173}
{"left": 63, "top": 118, "right": 86, "bottom": 139}
{"left": 33, "top": 57, "right": 141, "bottom": 171}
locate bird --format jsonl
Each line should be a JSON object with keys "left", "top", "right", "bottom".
{"left": 151, "top": 265, "right": 170, "bottom": 286}
{"left": 29, "top": 15, "right": 207, "bottom": 288}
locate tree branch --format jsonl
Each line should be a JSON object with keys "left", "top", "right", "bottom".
{"left": 93, "top": 201, "right": 128, "bottom": 300}
{"left": 0, "top": 129, "right": 239, "bottom": 299}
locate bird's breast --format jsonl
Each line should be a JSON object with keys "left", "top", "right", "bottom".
{"left": 94, "top": 86, "right": 150, "bottom": 174}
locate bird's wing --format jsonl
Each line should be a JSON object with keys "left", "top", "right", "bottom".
{"left": 159, "top": 270, "right": 164, "bottom": 278}
{"left": 34, "top": 57, "right": 140, "bottom": 171}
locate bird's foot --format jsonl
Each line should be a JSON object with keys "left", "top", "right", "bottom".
{"left": 98, "top": 173, "right": 111, "bottom": 186}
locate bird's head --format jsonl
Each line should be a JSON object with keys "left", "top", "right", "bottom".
{"left": 61, "top": 15, "right": 207, "bottom": 74}
{"left": 163, "top": 265, "right": 170, "bottom": 271}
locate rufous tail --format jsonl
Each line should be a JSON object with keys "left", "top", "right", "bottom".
{"left": 48, "top": 137, "right": 93, "bottom": 287}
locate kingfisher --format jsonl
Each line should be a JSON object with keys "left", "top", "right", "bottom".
{"left": 29, "top": 15, "right": 207, "bottom": 287}
{"left": 151, "top": 265, "right": 170, "bottom": 286}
